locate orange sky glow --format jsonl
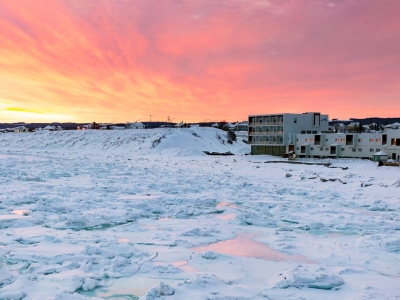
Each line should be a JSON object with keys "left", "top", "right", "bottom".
{"left": 0, "top": 0, "right": 399, "bottom": 123}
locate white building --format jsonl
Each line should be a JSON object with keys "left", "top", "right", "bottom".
{"left": 249, "top": 112, "right": 400, "bottom": 160}
{"left": 126, "top": 122, "right": 144, "bottom": 129}
{"left": 248, "top": 112, "right": 329, "bottom": 156}
{"left": 234, "top": 121, "right": 248, "bottom": 132}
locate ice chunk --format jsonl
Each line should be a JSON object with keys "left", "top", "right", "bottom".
{"left": 269, "top": 266, "right": 344, "bottom": 290}
{"left": 201, "top": 251, "right": 219, "bottom": 259}
{"left": 140, "top": 281, "right": 175, "bottom": 299}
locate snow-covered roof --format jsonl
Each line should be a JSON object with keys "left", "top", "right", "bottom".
{"left": 374, "top": 151, "right": 388, "bottom": 156}
{"left": 391, "top": 122, "right": 400, "bottom": 129}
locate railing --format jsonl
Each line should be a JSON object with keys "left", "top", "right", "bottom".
{"left": 249, "top": 131, "right": 283, "bottom": 135}
{"left": 249, "top": 141, "right": 283, "bottom": 145}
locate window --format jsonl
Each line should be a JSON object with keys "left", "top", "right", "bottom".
{"left": 358, "top": 139, "right": 362, "bottom": 142}
{"left": 320, "top": 147, "right": 324, "bottom": 151}
{"left": 310, "top": 138, "right": 314, "bottom": 142}
{"left": 311, "top": 147, "right": 314, "bottom": 150}
{"left": 297, "top": 147, "right": 299, "bottom": 150}
{"left": 326, "top": 139, "right": 329, "bottom": 142}
{"left": 370, "top": 148, "right": 374, "bottom": 152}
{"left": 335, "top": 138, "right": 340, "bottom": 142}
{"left": 376, "top": 138, "right": 381, "bottom": 143}
{"left": 341, "top": 139, "right": 345, "bottom": 143}
{"left": 325, "top": 148, "right": 329, "bottom": 151}
{"left": 341, "top": 148, "right": 345, "bottom": 151}
{"left": 352, "top": 148, "right": 356, "bottom": 152}
{"left": 358, "top": 148, "right": 362, "bottom": 152}
{"left": 297, "top": 138, "right": 299, "bottom": 142}
{"left": 305, "top": 138, "right": 309, "bottom": 142}
{"left": 294, "top": 118, "right": 297, "bottom": 123}
{"left": 376, "top": 149, "right": 380, "bottom": 152}
{"left": 369, "top": 138, "right": 374, "bottom": 143}
{"left": 391, "top": 138, "right": 400, "bottom": 146}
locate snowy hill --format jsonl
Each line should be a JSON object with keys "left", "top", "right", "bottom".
{"left": 0, "top": 127, "right": 249, "bottom": 156}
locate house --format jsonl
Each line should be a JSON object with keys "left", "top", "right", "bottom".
{"left": 14, "top": 126, "right": 29, "bottom": 132}
{"left": 35, "top": 125, "right": 63, "bottom": 131}
{"left": 234, "top": 121, "right": 248, "bottom": 132}
{"left": 223, "top": 122, "right": 235, "bottom": 131}
{"left": 126, "top": 122, "right": 144, "bottom": 129}
{"left": 78, "top": 122, "right": 100, "bottom": 130}
{"left": 174, "top": 121, "right": 190, "bottom": 128}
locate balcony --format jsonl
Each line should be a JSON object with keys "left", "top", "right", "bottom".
{"left": 249, "top": 131, "right": 283, "bottom": 135}
{"left": 249, "top": 141, "right": 283, "bottom": 145}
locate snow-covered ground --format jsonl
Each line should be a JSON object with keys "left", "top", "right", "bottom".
{"left": 0, "top": 127, "right": 399, "bottom": 300}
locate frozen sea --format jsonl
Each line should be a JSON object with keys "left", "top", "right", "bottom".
{"left": 0, "top": 128, "right": 399, "bottom": 300}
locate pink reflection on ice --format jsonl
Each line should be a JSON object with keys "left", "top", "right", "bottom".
{"left": 216, "top": 202, "right": 239, "bottom": 209}
{"left": 191, "top": 233, "right": 316, "bottom": 264}
{"left": 216, "top": 213, "right": 236, "bottom": 220}
{"left": 170, "top": 260, "right": 197, "bottom": 273}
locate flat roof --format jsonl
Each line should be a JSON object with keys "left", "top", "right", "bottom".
{"left": 249, "top": 112, "right": 324, "bottom": 117}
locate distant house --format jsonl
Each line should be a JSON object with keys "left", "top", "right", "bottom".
{"left": 110, "top": 125, "right": 125, "bottom": 130}
{"left": 78, "top": 122, "right": 100, "bottom": 130}
{"left": 223, "top": 122, "right": 235, "bottom": 131}
{"left": 126, "top": 122, "right": 144, "bottom": 129}
{"left": 35, "top": 125, "right": 63, "bottom": 131}
{"left": 234, "top": 121, "right": 248, "bottom": 132}
{"left": 14, "top": 126, "right": 29, "bottom": 133}
{"left": 174, "top": 121, "right": 190, "bottom": 128}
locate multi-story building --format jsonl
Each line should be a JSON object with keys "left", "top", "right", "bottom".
{"left": 248, "top": 112, "right": 400, "bottom": 160}
{"left": 248, "top": 112, "right": 329, "bottom": 156}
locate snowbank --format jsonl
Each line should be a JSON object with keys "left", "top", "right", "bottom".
{"left": 0, "top": 127, "right": 249, "bottom": 156}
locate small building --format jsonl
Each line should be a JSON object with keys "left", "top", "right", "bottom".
{"left": 234, "top": 121, "right": 248, "bottom": 132}
{"left": 126, "top": 122, "right": 144, "bottom": 129}
{"left": 78, "top": 122, "right": 100, "bottom": 130}
{"left": 174, "top": 121, "right": 190, "bottom": 128}
{"left": 223, "top": 122, "right": 235, "bottom": 131}
{"left": 373, "top": 151, "right": 388, "bottom": 162}
{"left": 14, "top": 126, "right": 29, "bottom": 132}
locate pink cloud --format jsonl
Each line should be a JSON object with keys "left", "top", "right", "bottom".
{"left": 0, "top": 0, "right": 399, "bottom": 122}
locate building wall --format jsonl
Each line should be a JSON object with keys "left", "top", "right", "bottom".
{"left": 248, "top": 112, "right": 328, "bottom": 152}
{"left": 294, "top": 133, "right": 385, "bottom": 158}
{"left": 248, "top": 112, "right": 400, "bottom": 159}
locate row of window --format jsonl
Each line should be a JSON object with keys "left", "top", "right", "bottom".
{"left": 252, "top": 136, "right": 284, "bottom": 142}
{"left": 297, "top": 147, "right": 381, "bottom": 152}
{"left": 298, "top": 138, "right": 381, "bottom": 143}
{"left": 249, "top": 126, "right": 284, "bottom": 132}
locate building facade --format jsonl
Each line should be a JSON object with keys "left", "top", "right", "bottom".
{"left": 249, "top": 112, "right": 400, "bottom": 160}
{"left": 248, "top": 112, "right": 329, "bottom": 156}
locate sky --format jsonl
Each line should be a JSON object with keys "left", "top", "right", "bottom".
{"left": 0, "top": 0, "right": 399, "bottom": 123}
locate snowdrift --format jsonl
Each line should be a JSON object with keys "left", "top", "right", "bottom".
{"left": 0, "top": 127, "right": 249, "bottom": 156}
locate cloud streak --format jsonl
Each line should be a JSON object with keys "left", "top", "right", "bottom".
{"left": 0, "top": 0, "right": 399, "bottom": 122}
